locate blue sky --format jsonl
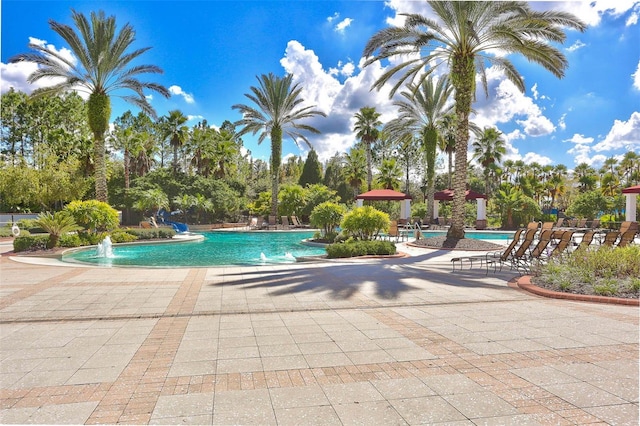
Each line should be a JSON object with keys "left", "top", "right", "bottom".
{"left": 2, "top": 0, "right": 639, "bottom": 172}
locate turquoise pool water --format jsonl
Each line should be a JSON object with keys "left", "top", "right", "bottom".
{"left": 62, "top": 231, "right": 326, "bottom": 268}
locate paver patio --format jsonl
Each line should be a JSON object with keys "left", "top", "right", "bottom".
{"left": 0, "top": 240, "right": 638, "bottom": 425}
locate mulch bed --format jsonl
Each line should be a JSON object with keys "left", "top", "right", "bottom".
{"left": 411, "top": 236, "right": 505, "bottom": 251}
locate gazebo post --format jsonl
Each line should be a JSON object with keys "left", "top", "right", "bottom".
{"left": 433, "top": 200, "right": 439, "bottom": 222}
{"left": 476, "top": 198, "right": 487, "bottom": 230}
{"left": 401, "top": 199, "right": 411, "bottom": 220}
{"left": 356, "top": 199, "right": 363, "bottom": 208}
{"left": 625, "top": 193, "right": 636, "bottom": 222}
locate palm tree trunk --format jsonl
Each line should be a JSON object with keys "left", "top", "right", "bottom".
{"left": 447, "top": 152, "right": 453, "bottom": 188}
{"left": 424, "top": 127, "right": 437, "bottom": 223}
{"left": 366, "top": 141, "right": 372, "bottom": 191}
{"left": 270, "top": 126, "right": 283, "bottom": 216}
{"left": 87, "top": 92, "right": 110, "bottom": 203}
{"left": 448, "top": 55, "right": 475, "bottom": 240}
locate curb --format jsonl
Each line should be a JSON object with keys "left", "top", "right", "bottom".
{"left": 515, "top": 275, "right": 639, "bottom": 306}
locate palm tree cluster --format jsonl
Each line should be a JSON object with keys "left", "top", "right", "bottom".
{"left": 10, "top": 3, "right": 637, "bottom": 231}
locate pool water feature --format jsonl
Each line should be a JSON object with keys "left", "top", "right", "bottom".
{"left": 63, "top": 230, "right": 325, "bottom": 268}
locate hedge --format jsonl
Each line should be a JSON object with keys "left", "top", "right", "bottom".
{"left": 326, "top": 240, "right": 396, "bottom": 259}
{"left": 13, "top": 235, "right": 50, "bottom": 252}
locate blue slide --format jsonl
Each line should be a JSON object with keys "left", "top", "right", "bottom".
{"left": 156, "top": 209, "right": 189, "bottom": 233}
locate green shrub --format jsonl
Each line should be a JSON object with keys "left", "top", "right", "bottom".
{"left": 125, "top": 228, "right": 175, "bottom": 240}
{"left": 34, "top": 211, "right": 82, "bottom": 249}
{"left": 326, "top": 240, "right": 396, "bottom": 258}
{"left": 340, "top": 206, "right": 390, "bottom": 240}
{"left": 0, "top": 227, "right": 13, "bottom": 237}
{"left": 310, "top": 202, "right": 346, "bottom": 238}
{"left": 65, "top": 200, "right": 119, "bottom": 232}
{"left": 110, "top": 230, "right": 138, "bottom": 243}
{"left": 59, "top": 233, "right": 82, "bottom": 247}
{"left": 13, "top": 235, "right": 49, "bottom": 252}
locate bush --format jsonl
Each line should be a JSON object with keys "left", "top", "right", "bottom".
{"left": 13, "top": 235, "right": 49, "bottom": 252}
{"left": 59, "top": 233, "right": 82, "bottom": 247}
{"left": 310, "top": 202, "right": 346, "bottom": 238}
{"left": 125, "top": 228, "right": 176, "bottom": 240}
{"left": 340, "top": 206, "right": 390, "bottom": 240}
{"left": 326, "top": 240, "right": 396, "bottom": 258}
{"left": 65, "top": 200, "right": 119, "bottom": 232}
{"left": 110, "top": 230, "right": 138, "bottom": 243}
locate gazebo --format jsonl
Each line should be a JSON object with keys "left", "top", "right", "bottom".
{"left": 355, "top": 189, "right": 412, "bottom": 220}
{"left": 433, "top": 189, "right": 488, "bottom": 229}
{"left": 622, "top": 184, "right": 640, "bottom": 221}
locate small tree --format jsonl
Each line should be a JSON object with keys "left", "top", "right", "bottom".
{"left": 34, "top": 211, "right": 82, "bottom": 249}
{"left": 299, "top": 149, "right": 323, "bottom": 187}
{"left": 64, "top": 200, "right": 119, "bottom": 233}
{"left": 566, "top": 190, "right": 610, "bottom": 220}
{"left": 310, "top": 202, "right": 346, "bottom": 238}
{"left": 340, "top": 206, "right": 390, "bottom": 241}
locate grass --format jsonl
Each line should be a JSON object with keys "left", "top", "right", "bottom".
{"left": 532, "top": 245, "right": 640, "bottom": 299}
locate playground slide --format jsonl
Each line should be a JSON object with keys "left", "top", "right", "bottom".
{"left": 165, "top": 221, "right": 189, "bottom": 233}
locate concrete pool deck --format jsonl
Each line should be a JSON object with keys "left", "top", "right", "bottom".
{"left": 0, "top": 240, "right": 638, "bottom": 425}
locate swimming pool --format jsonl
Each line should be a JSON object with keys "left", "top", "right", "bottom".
{"left": 62, "top": 230, "right": 326, "bottom": 268}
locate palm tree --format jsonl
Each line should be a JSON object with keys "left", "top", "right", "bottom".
{"left": 376, "top": 158, "right": 402, "bottom": 190}
{"left": 10, "top": 9, "right": 169, "bottom": 202}
{"left": 385, "top": 76, "right": 453, "bottom": 222}
{"left": 343, "top": 148, "right": 368, "bottom": 198}
{"left": 472, "top": 127, "right": 506, "bottom": 198}
{"left": 363, "top": 1, "right": 585, "bottom": 239}
{"left": 34, "top": 211, "right": 82, "bottom": 249}
{"left": 437, "top": 113, "right": 457, "bottom": 188}
{"left": 233, "top": 73, "right": 326, "bottom": 216}
{"left": 161, "top": 110, "right": 189, "bottom": 174}
{"left": 354, "top": 107, "right": 382, "bottom": 191}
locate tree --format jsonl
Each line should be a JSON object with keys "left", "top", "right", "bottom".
{"left": 299, "top": 149, "right": 323, "bottom": 187}
{"left": 161, "top": 110, "right": 189, "bottom": 174}
{"left": 437, "top": 113, "right": 457, "bottom": 188}
{"left": 385, "top": 76, "right": 453, "bottom": 221}
{"left": 376, "top": 158, "right": 402, "bottom": 190}
{"left": 343, "top": 148, "right": 367, "bottom": 198}
{"left": 34, "top": 211, "right": 82, "bottom": 249}
{"left": 472, "top": 127, "right": 506, "bottom": 198}
{"left": 363, "top": 1, "right": 585, "bottom": 239}
{"left": 11, "top": 9, "right": 170, "bottom": 202}
{"left": 233, "top": 73, "right": 326, "bottom": 216}
{"left": 353, "top": 107, "right": 382, "bottom": 191}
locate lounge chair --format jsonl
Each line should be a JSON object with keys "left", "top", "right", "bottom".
{"left": 588, "top": 219, "right": 600, "bottom": 230}
{"left": 248, "top": 217, "right": 258, "bottom": 229}
{"left": 291, "top": 215, "right": 309, "bottom": 228}
{"left": 452, "top": 228, "right": 524, "bottom": 271}
{"left": 549, "top": 230, "right": 575, "bottom": 257}
{"left": 576, "top": 230, "right": 597, "bottom": 251}
{"left": 526, "top": 221, "right": 541, "bottom": 231}
{"left": 573, "top": 218, "right": 588, "bottom": 229}
{"left": 541, "top": 221, "right": 554, "bottom": 231}
{"left": 554, "top": 217, "right": 565, "bottom": 228}
{"left": 486, "top": 228, "right": 538, "bottom": 273}
{"left": 281, "top": 216, "right": 292, "bottom": 229}
{"left": 601, "top": 231, "right": 620, "bottom": 247}
{"left": 268, "top": 215, "right": 278, "bottom": 230}
{"left": 616, "top": 230, "right": 637, "bottom": 248}
{"left": 619, "top": 221, "right": 639, "bottom": 234}
{"left": 515, "top": 229, "right": 554, "bottom": 271}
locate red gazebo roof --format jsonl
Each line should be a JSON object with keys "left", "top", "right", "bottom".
{"left": 433, "top": 189, "right": 487, "bottom": 201}
{"left": 355, "top": 189, "right": 412, "bottom": 201}
{"left": 622, "top": 185, "right": 640, "bottom": 194}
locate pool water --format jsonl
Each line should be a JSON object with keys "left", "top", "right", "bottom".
{"left": 62, "top": 231, "right": 326, "bottom": 268}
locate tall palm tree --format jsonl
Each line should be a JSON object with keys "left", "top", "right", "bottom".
{"left": 10, "top": 9, "right": 169, "bottom": 202}
{"left": 437, "top": 113, "right": 457, "bottom": 188}
{"left": 233, "top": 73, "right": 326, "bottom": 216}
{"left": 385, "top": 75, "right": 453, "bottom": 222}
{"left": 363, "top": 1, "right": 585, "bottom": 239}
{"left": 343, "top": 148, "right": 368, "bottom": 198}
{"left": 376, "top": 158, "right": 402, "bottom": 190}
{"left": 353, "top": 107, "right": 382, "bottom": 191}
{"left": 161, "top": 110, "right": 189, "bottom": 173}
{"left": 472, "top": 127, "right": 506, "bottom": 198}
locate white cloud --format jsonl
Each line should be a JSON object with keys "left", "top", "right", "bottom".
{"left": 145, "top": 94, "right": 153, "bottom": 101}
{"left": 327, "top": 12, "right": 339, "bottom": 23}
{"left": 334, "top": 18, "right": 353, "bottom": 33}
{"left": 472, "top": 67, "right": 556, "bottom": 137}
{"left": 531, "top": 83, "right": 539, "bottom": 100}
{"left": 521, "top": 152, "right": 553, "bottom": 166}
{"left": 279, "top": 40, "right": 396, "bottom": 161}
{"left": 566, "top": 39, "right": 587, "bottom": 52}
{"left": 168, "top": 85, "right": 195, "bottom": 104}
{"left": 533, "top": 0, "right": 638, "bottom": 27}
{"left": 633, "top": 60, "right": 640, "bottom": 90}
{"left": 592, "top": 111, "right": 640, "bottom": 152}
{"left": 563, "top": 134, "right": 594, "bottom": 144}
{"left": 187, "top": 114, "right": 204, "bottom": 122}
{"left": 558, "top": 113, "right": 567, "bottom": 131}
{"left": 1, "top": 37, "right": 77, "bottom": 94}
